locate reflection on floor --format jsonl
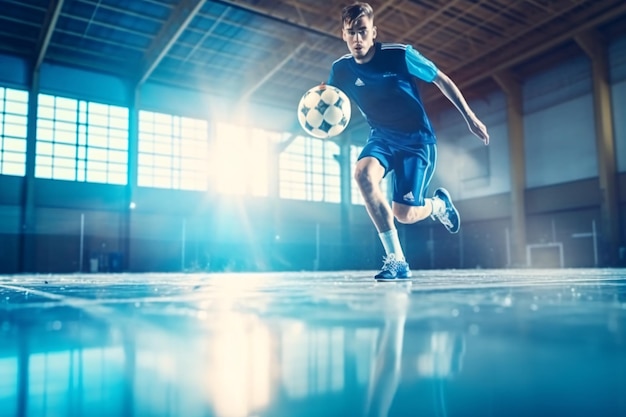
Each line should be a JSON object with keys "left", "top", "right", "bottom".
{"left": 1, "top": 269, "right": 625, "bottom": 417}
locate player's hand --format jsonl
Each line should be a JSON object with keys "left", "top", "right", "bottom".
{"left": 319, "top": 82, "right": 326, "bottom": 90}
{"left": 467, "top": 115, "right": 489, "bottom": 145}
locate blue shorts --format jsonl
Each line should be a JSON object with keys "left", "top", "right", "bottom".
{"left": 358, "top": 134, "right": 437, "bottom": 207}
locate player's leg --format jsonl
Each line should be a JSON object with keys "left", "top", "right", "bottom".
{"left": 392, "top": 202, "right": 432, "bottom": 224}
{"left": 390, "top": 144, "right": 460, "bottom": 233}
{"left": 391, "top": 143, "right": 437, "bottom": 224}
{"left": 354, "top": 145, "right": 411, "bottom": 280}
{"left": 354, "top": 156, "right": 394, "bottom": 233}
{"left": 398, "top": 188, "right": 459, "bottom": 233}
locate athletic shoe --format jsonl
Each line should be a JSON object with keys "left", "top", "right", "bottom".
{"left": 375, "top": 254, "right": 412, "bottom": 281}
{"left": 432, "top": 188, "right": 460, "bottom": 233}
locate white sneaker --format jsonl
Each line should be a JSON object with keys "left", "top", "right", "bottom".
{"left": 431, "top": 188, "right": 460, "bottom": 233}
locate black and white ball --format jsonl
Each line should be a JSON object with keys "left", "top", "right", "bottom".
{"left": 297, "top": 85, "right": 351, "bottom": 139}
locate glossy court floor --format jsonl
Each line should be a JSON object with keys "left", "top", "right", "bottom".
{"left": 1, "top": 269, "right": 625, "bottom": 417}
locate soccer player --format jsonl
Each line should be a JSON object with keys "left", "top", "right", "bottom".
{"left": 327, "top": 2, "right": 490, "bottom": 280}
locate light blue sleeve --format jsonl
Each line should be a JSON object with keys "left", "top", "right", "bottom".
{"left": 405, "top": 45, "right": 438, "bottom": 82}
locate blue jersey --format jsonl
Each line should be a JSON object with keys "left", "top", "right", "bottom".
{"left": 328, "top": 42, "right": 439, "bottom": 145}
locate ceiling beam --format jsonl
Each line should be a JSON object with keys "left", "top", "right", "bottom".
{"left": 444, "top": 0, "right": 617, "bottom": 75}
{"left": 428, "top": 1, "right": 529, "bottom": 66}
{"left": 227, "top": 0, "right": 401, "bottom": 40}
{"left": 290, "top": 1, "right": 307, "bottom": 26}
{"left": 425, "top": 0, "right": 626, "bottom": 104}
{"left": 212, "top": 0, "right": 338, "bottom": 40}
{"left": 34, "top": 0, "right": 64, "bottom": 71}
{"left": 392, "top": 0, "right": 464, "bottom": 42}
{"left": 37, "top": 54, "right": 140, "bottom": 81}
{"left": 137, "top": 0, "right": 207, "bottom": 86}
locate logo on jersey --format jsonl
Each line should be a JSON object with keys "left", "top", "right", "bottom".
{"left": 403, "top": 192, "right": 415, "bottom": 202}
{"left": 354, "top": 78, "right": 365, "bottom": 86}
{"left": 383, "top": 72, "right": 396, "bottom": 78}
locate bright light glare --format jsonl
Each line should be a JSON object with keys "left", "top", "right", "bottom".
{"left": 209, "top": 123, "right": 272, "bottom": 196}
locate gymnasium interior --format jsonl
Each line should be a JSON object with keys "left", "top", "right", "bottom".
{"left": 1, "top": 1, "right": 625, "bottom": 416}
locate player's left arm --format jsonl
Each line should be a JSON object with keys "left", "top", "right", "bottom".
{"left": 405, "top": 45, "right": 489, "bottom": 145}
{"left": 432, "top": 70, "right": 490, "bottom": 145}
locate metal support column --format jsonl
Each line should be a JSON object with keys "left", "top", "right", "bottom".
{"left": 493, "top": 70, "right": 527, "bottom": 267}
{"left": 18, "top": 73, "right": 39, "bottom": 273}
{"left": 576, "top": 30, "right": 620, "bottom": 266}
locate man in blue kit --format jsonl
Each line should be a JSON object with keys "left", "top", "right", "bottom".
{"left": 327, "top": 2, "right": 490, "bottom": 280}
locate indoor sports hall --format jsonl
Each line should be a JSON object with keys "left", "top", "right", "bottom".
{"left": 0, "top": 1, "right": 625, "bottom": 416}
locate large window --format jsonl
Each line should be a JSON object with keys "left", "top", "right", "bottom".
{"left": 279, "top": 136, "right": 340, "bottom": 203}
{"left": 138, "top": 111, "right": 209, "bottom": 190}
{"left": 0, "top": 87, "right": 28, "bottom": 176}
{"left": 35, "top": 95, "right": 128, "bottom": 184}
{"left": 210, "top": 123, "right": 278, "bottom": 197}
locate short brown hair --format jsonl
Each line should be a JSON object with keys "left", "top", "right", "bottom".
{"left": 341, "top": 2, "right": 374, "bottom": 27}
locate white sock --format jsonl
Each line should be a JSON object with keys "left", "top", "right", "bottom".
{"left": 378, "top": 229, "right": 405, "bottom": 261}
{"left": 430, "top": 196, "right": 446, "bottom": 217}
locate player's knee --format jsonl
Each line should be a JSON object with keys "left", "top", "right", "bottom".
{"left": 354, "top": 157, "right": 384, "bottom": 193}
{"left": 353, "top": 166, "right": 374, "bottom": 190}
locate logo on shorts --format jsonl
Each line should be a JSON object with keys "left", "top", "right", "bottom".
{"left": 403, "top": 192, "right": 415, "bottom": 202}
{"left": 355, "top": 78, "right": 365, "bottom": 86}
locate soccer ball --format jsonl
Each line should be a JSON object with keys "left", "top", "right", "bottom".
{"left": 297, "top": 84, "right": 351, "bottom": 139}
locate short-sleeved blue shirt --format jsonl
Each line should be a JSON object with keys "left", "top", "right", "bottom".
{"left": 328, "top": 42, "right": 439, "bottom": 145}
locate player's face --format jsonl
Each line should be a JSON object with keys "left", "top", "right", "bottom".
{"left": 342, "top": 15, "right": 377, "bottom": 63}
